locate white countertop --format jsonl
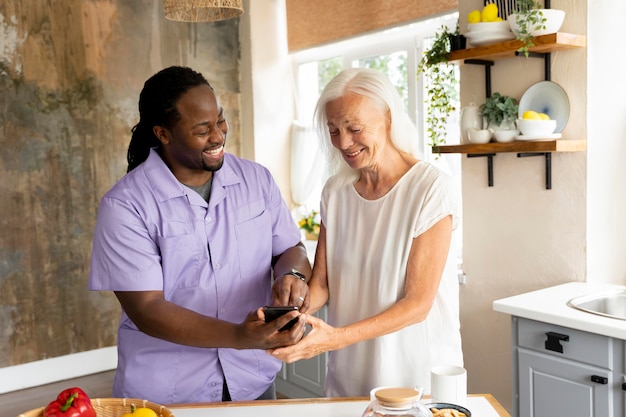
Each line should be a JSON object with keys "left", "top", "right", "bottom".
{"left": 168, "top": 395, "right": 509, "bottom": 417}
{"left": 493, "top": 282, "right": 626, "bottom": 340}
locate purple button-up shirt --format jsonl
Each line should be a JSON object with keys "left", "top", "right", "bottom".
{"left": 89, "top": 149, "right": 301, "bottom": 404}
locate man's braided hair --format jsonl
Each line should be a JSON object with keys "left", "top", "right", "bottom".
{"left": 127, "top": 66, "right": 212, "bottom": 172}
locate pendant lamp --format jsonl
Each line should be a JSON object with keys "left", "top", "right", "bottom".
{"left": 164, "top": 0, "right": 243, "bottom": 22}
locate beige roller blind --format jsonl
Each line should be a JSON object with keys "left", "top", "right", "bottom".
{"left": 286, "top": 0, "right": 458, "bottom": 51}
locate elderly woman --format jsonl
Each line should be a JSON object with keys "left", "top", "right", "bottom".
{"left": 272, "top": 68, "right": 463, "bottom": 397}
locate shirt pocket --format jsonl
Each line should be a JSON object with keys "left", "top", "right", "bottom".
{"left": 234, "top": 199, "right": 272, "bottom": 279}
{"left": 158, "top": 221, "right": 202, "bottom": 289}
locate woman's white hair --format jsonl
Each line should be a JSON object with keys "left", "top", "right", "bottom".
{"left": 313, "top": 67, "right": 423, "bottom": 179}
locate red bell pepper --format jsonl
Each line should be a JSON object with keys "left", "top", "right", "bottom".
{"left": 43, "top": 387, "right": 97, "bottom": 417}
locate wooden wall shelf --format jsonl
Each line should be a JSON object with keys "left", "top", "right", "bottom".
{"left": 449, "top": 32, "right": 586, "bottom": 64}
{"left": 433, "top": 139, "right": 586, "bottom": 155}
{"left": 434, "top": 140, "right": 586, "bottom": 190}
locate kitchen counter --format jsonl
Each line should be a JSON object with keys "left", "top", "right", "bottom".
{"left": 168, "top": 394, "right": 510, "bottom": 417}
{"left": 493, "top": 282, "right": 626, "bottom": 339}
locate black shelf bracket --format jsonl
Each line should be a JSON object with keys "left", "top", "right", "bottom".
{"left": 467, "top": 153, "right": 496, "bottom": 187}
{"left": 464, "top": 59, "right": 495, "bottom": 97}
{"left": 517, "top": 152, "right": 552, "bottom": 189}
{"left": 514, "top": 51, "right": 552, "bottom": 81}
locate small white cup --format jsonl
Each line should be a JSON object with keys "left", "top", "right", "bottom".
{"left": 430, "top": 365, "right": 467, "bottom": 406}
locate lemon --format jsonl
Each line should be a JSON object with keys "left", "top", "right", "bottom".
{"left": 121, "top": 406, "right": 158, "bottom": 417}
{"left": 132, "top": 408, "right": 158, "bottom": 417}
{"left": 481, "top": 3, "right": 499, "bottom": 22}
{"left": 468, "top": 10, "right": 481, "bottom": 23}
{"left": 522, "top": 110, "right": 541, "bottom": 120}
{"left": 538, "top": 113, "right": 551, "bottom": 120}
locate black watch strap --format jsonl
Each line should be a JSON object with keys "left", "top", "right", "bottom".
{"left": 284, "top": 268, "right": 306, "bottom": 282}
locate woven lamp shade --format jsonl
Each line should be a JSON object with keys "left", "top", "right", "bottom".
{"left": 164, "top": 0, "right": 243, "bottom": 22}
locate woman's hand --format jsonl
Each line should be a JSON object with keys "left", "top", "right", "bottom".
{"left": 268, "top": 314, "right": 337, "bottom": 362}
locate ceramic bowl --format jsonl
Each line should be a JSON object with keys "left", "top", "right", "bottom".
{"left": 516, "top": 118, "right": 557, "bottom": 137}
{"left": 467, "top": 21, "right": 510, "bottom": 33}
{"left": 508, "top": 9, "right": 565, "bottom": 36}
{"left": 493, "top": 129, "right": 520, "bottom": 143}
{"left": 467, "top": 128, "right": 492, "bottom": 144}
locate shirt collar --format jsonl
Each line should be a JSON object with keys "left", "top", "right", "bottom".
{"left": 143, "top": 149, "right": 242, "bottom": 204}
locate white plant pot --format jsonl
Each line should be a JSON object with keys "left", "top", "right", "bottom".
{"left": 508, "top": 9, "right": 565, "bottom": 37}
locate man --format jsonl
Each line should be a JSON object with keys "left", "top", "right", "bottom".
{"left": 89, "top": 66, "right": 311, "bottom": 404}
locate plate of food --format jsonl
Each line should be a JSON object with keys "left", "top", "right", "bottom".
{"left": 518, "top": 81, "right": 570, "bottom": 133}
{"left": 425, "top": 402, "right": 472, "bottom": 417}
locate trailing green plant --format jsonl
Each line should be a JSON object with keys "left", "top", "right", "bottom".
{"left": 480, "top": 92, "right": 519, "bottom": 127}
{"left": 512, "top": 0, "right": 547, "bottom": 57}
{"left": 418, "top": 25, "right": 459, "bottom": 148}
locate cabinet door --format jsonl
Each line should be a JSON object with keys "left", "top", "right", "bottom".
{"left": 518, "top": 348, "right": 611, "bottom": 417}
{"left": 275, "top": 306, "right": 327, "bottom": 398}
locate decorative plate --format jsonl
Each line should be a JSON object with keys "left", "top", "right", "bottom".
{"left": 464, "top": 30, "right": 515, "bottom": 47}
{"left": 518, "top": 81, "right": 570, "bottom": 133}
{"left": 515, "top": 133, "right": 562, "bottom": 141}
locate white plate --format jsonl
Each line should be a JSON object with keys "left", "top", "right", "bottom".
{"left": 518, "top": 81, "right": 570, "bottom": 133}
{"left": 464, "top": 30, "right": 516, "bottom": 47}
{"left": 515, "top": 133, "right": 562, "bottom": 141}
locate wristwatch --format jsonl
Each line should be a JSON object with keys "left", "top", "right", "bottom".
{"left": 284, "top": 268, "right": 306, "bottom": 282}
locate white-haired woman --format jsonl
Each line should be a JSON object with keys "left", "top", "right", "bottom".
{"left": 272, "top": 68, "right": 463, "bottom": 397}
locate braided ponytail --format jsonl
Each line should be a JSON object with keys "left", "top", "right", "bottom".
{"left": 126, "top": 66, "right": 212, "bottom": 172}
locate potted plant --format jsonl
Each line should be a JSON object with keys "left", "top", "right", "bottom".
{"left": 509, "top": 0, "right": 565, "bottom": 57}
{"left": 418, "top": 25, "right": 459, "bottom": 148}
{"left": 449, "top": 22, "right": 466, "bottom": 52}
{"left": 480, "top": 92, "right": 519, "bottom": 131}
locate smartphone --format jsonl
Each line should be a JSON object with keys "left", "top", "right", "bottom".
{"left": 263, "top": 306, "right": 299, "bottom": 331}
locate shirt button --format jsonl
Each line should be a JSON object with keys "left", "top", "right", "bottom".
{"left": 215, "top": 263, "right": 221, "bottom": 269}
{"left": 207, "top": 216, "right": 212, "bottom": 222}
{"left": 220, "top": 308, "right": 226, "bottom": 313}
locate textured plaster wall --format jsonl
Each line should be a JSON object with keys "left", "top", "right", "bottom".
{"left": 0, "top": 0, "right": 241, "bottom": 368}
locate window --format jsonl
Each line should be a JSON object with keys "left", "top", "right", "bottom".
{"left": 290, "top": 12, "right": 461, "bottom": 205}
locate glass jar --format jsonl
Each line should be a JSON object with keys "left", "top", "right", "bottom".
{"left": 361, "top": 387, "right": 432, "bottom": 417}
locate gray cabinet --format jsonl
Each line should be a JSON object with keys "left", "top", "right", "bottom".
{"left": 275, "top": 307, "right": 327, "bottom": 398}
{"left": 512, "top": 317, "right": 624, "bottom": 417}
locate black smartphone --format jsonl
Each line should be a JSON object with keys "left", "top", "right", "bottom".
{"left": 263, "top": 306, "right": 299, "bottom": 331}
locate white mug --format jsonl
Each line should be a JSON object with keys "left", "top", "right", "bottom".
{"left": 430, "top": 365, "right": 467, "bottom": 406}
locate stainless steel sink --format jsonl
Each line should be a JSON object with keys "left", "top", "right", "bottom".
{"left": 567, "top": 289, "right": 626, "bottom": 321}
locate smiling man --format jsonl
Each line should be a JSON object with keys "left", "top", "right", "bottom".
{"left": 88, "top": 66, "right": 311, "bottom": 404}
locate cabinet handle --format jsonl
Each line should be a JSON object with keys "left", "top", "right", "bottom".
{"left": 544, "top": 331, "right": 569, "bottom": 353}
{"left": 622, "top": 383, "right": 626, "bottom": 391}
{"left": 591, "top": 375, "right": 608, "bottom": 384}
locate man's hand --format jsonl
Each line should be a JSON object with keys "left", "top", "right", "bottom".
{"left": 272, "top": 273, "right": 310, "bottom": 312}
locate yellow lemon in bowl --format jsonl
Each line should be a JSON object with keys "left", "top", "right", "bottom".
{"left": 481, "top": 3, "right": 499, "bottom": 22}
{"left": 522, "top": 110, "right": 541, "bottom": 120}
{"left": 468, "top": 10, "right": 481, "bottom": 23}
{"left": 538, "top": 113, "right": 551, "bottom": 120}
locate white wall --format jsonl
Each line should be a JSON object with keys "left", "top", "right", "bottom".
{"left": 240, "top": 0, "right": 295, "bottom": 204}
{"left": 586, "top": 1, "right": 626, "bottom": 284}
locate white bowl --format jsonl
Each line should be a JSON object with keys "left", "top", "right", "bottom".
{"left": 467, "top": 21, "right": 510, "bottom": 33}
{"left": 493, "top": 129, "right": 520, "bottom": 143}
{"left": 508, "top": 9, "right": 565, "bottom": 37}
{"left": 467, "top": 128, "right": 492, "bottom": 144}
{"left": 516, "top": 118, "right": 557, "bottom": 136}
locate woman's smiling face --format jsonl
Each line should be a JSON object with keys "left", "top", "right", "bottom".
{"left": 325, "top": 93, "right": 391, "bottom": 171}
